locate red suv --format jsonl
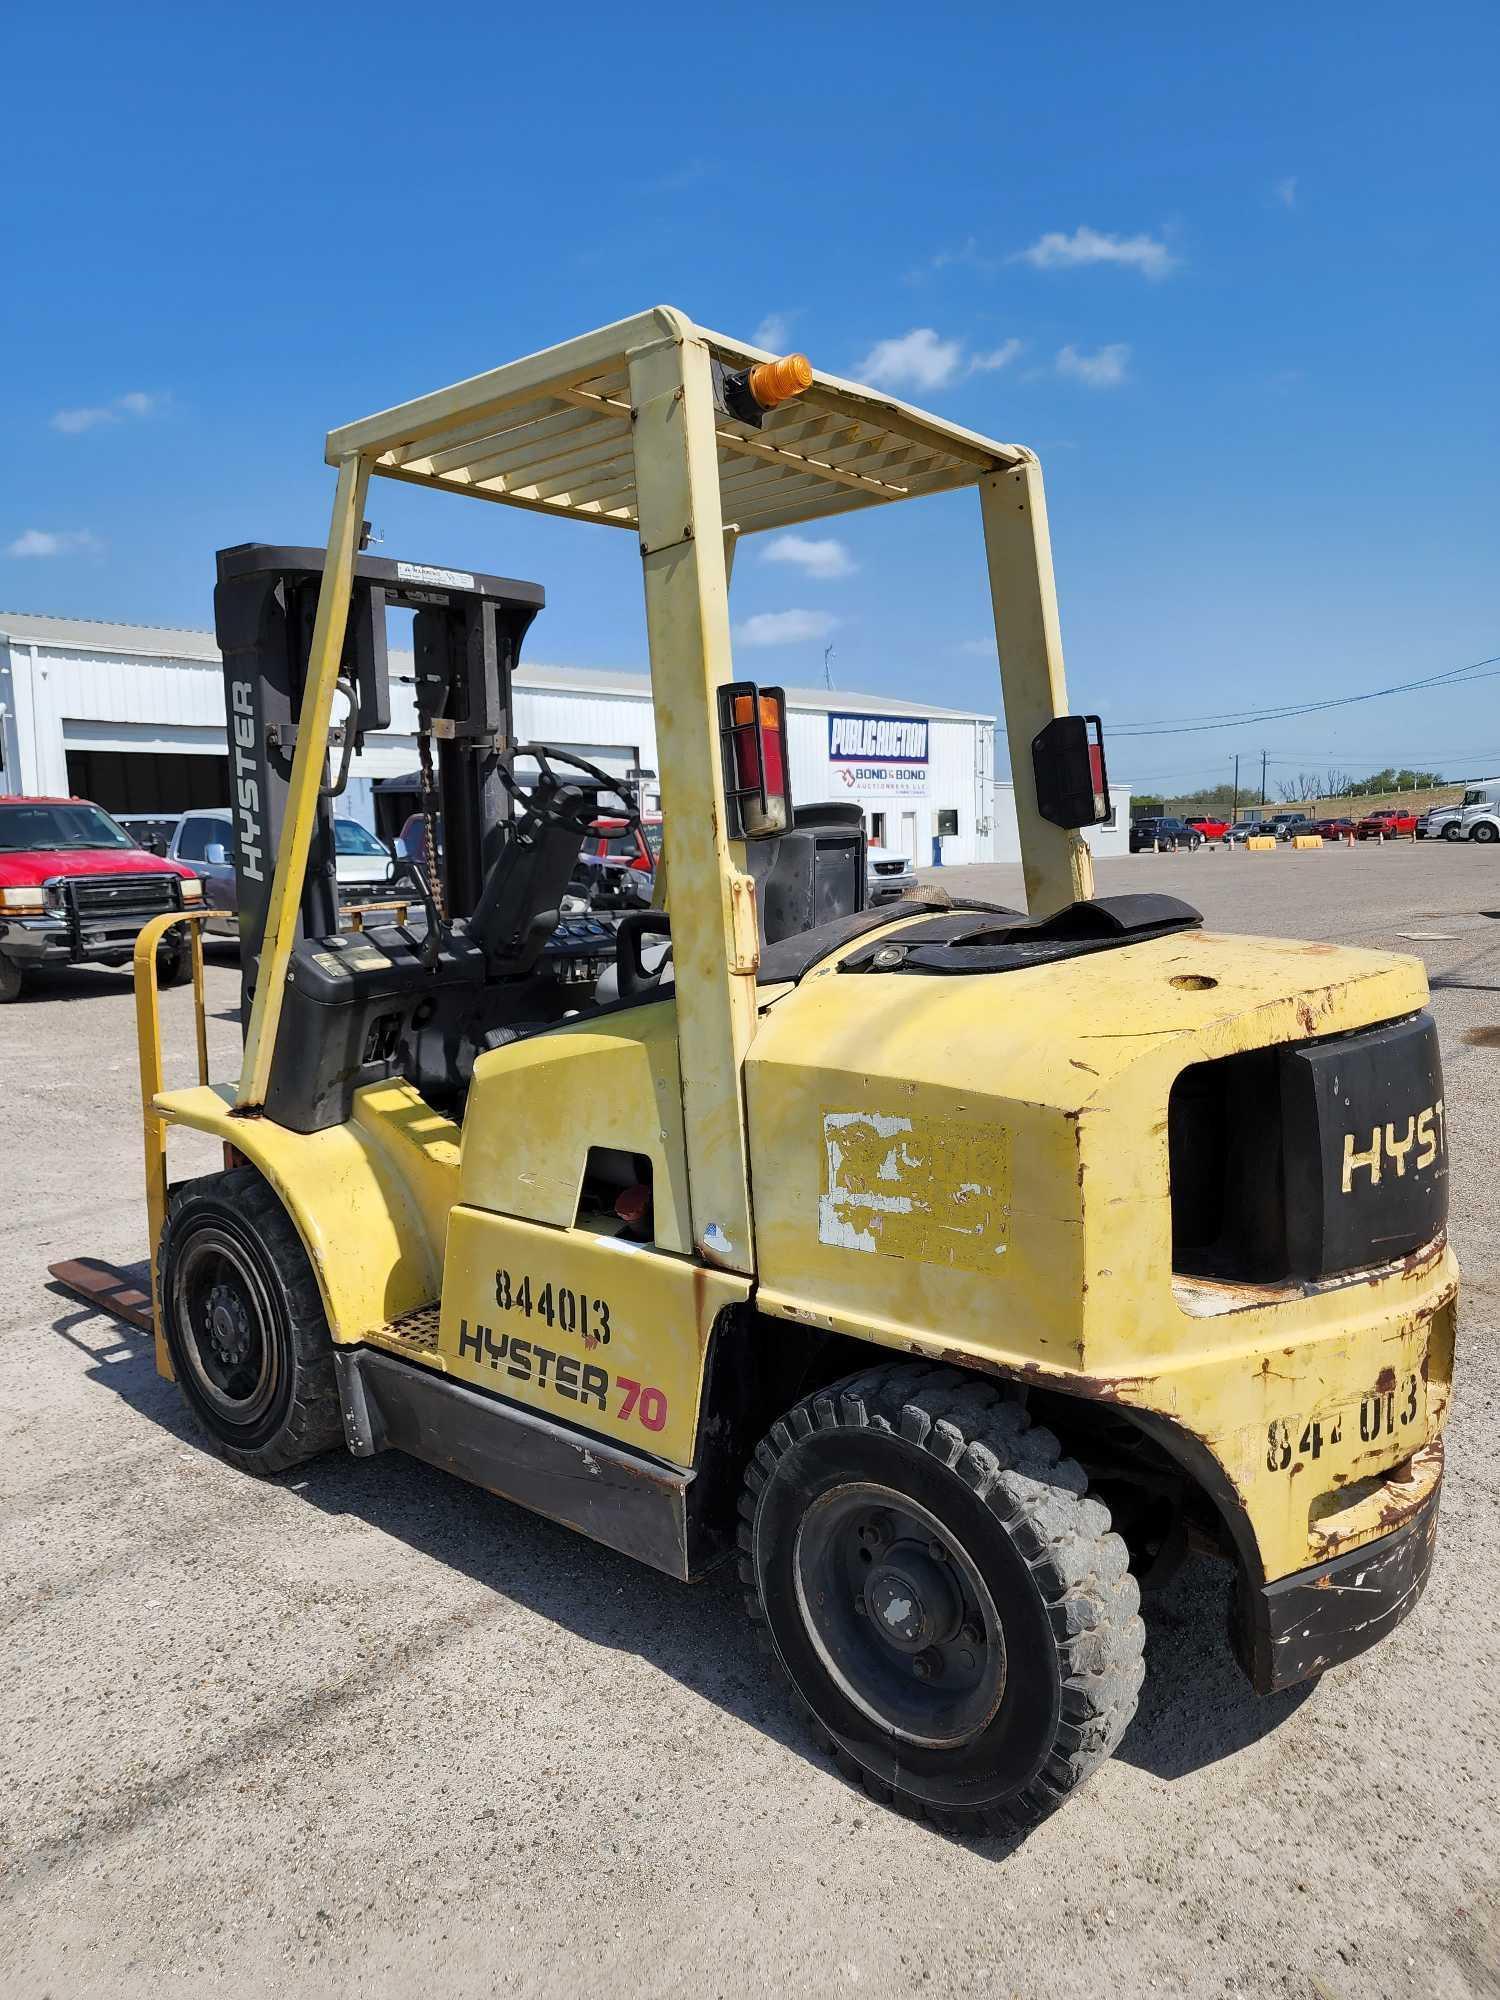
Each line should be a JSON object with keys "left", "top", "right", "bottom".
{"left": 1356, "top": 808, "right": 1419, "bottom": 841}
{"left": 0, "top": 795, "right": 203, "bottom": 1002}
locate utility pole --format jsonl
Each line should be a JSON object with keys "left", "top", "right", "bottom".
{"left": 1259, "top": 749, "right": 1267, "bottom": 808}
{"left": 1232, "top": 754, "right": 1240, "bottom": 823}
{"left": 823, "top": 644, "right": 835, "bottom": 692}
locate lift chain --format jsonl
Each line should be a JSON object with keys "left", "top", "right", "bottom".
{"left": 417, "top": 727, "right": 446, "bottom": 920}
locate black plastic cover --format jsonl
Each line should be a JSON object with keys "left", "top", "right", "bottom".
{"left": 1280, "top": 1012, "right": 1447, "bottom": 1277}
{"left": 837, "top": 894, "right": 1202, "bottom": 977}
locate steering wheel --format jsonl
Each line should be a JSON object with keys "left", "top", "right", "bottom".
{"left": 498, "top": 745, "right": 640, "bottom": 837}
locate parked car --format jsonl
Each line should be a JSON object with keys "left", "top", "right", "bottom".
{"left": 867, "top": 849, "right": 919, "bottom": 903}
{"left": 0, "top": 794, "right": 203, "bottom": 1001}
{"left": 1311, "top": 817, "right": 1359, "bottom": 841}
{"left": 1130, "top": 817, "right": 1203, "bottom": 852}
{"left": 583, "top": 816, "right": 657, "bottom": 878}
{"left": 1268, "top": 813, "right": 1316, "bottom": 841}
{"left": 117, "top": 811, "right": 182, "bottom": 856}
{"left": 169, "top": 807, "right": 395, "bottom": 935}
{"left": 1356, "top": 808, "right": 1419, "bottom": 840}
{"left": 1225, "top": 819, "right": 1279, "bottom": 843}
{"left": 1182, "top": 814, "right": 1230, "bottom": 841}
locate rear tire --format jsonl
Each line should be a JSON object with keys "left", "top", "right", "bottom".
{"left": 1470, "top": 821, "right": 1498, "bottom": 844}
{"left": 740, "top": 1363, "right": 1145, "bottom": 1835}
{"left": 0, "top": 952, "right": 23, "bottom": 1003}
{"left": 159, "top": 1167, "right": 343, "bottom": 1475}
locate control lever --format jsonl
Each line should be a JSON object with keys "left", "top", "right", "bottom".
{"left": 386, "top": 857, "right": 446, "bottom": 970}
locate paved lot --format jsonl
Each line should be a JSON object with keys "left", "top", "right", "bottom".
{"left": 2, "top": 841, "right": 1498, "bottom": 1999}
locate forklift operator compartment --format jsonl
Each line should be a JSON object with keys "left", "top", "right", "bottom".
{"left": 101, "top": 306, "right": 1457, "bottom": 1840}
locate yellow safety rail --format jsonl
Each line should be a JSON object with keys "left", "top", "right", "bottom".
{"left": 133, "top": 909, "right": 212, "bottom": 1376}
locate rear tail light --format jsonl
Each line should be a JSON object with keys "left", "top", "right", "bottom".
{"left": 1032, "top": 714, "right": 1111, "bottom": 828}
{"left": 718, "top": 682, "right": 792, "bottom": 838}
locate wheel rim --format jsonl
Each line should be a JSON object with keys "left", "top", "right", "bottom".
{"left": 171, "top": 1224, "right": 282, "bottom": 1425}
{"left": 792, "top": 1481, "right": 1007, "bottom": 1749}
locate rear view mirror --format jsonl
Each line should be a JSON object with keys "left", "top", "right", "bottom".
{"left": 204, "top": 842, "right": 229, "bottom": 866}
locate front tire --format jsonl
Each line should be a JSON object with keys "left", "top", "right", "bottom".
{"left": 0, "top": 952, "right": 23, "bottom": 1003}
{"left": 156, "top": 936, "right": 188, "bottom": 986}
{"left": 159, "top": 1168, "right": 343, "bottom": 1475}
{"left": 1441, "top": 822, "right": 1462, "bottom": 841}
{"left": 740, "top": 1364, "right": 1145, "bottom": 1835}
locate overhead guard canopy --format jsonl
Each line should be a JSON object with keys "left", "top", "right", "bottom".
{"left": 326, "top": 306, "right": 1031, "bottom": 537}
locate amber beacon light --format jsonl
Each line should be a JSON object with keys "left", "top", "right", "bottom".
{"left": 747, "top": 352, "right": 813, "bottom": 410}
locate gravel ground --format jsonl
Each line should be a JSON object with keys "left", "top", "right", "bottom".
{"left": 2, "top": 840, "right": 1498, "bottom": 1999}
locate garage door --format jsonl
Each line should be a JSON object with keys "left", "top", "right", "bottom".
{"left": 65, "top": 748, "right": 229, "bottom": 815}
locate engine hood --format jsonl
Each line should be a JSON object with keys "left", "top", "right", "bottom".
{"left": 0, "top": 847, "right": 195, "bottom": 887}
{"left": 751, "top": 919, "right": 1429, "bottom": 1112}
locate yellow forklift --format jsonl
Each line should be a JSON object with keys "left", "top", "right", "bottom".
{"left": 117, "top": 309, "right": 1455, "bottom": 1834}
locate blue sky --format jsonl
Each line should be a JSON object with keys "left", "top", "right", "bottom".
{"left": 4, "top": 2, "right": 1495, "bottom": 794}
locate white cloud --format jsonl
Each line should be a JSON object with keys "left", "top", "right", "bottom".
{"left": 970, "top": 339, "right": 1023, "bottom": 374}
{"left": 6, "top": 528, "right": 105, "bottom": 558}
{"left": 1274, "top": 175, "right": 1298, "bottom": 209}
{"left": 926, "top": 237, "right": 1002, "bottom": 278}
{"left": 51, "top": 390, "right": 168, "bottom": 435}
{"left": 854, "top": 328, "right": 1024, "bottom": 393}
{"left": 1056, "top": 343, "right": 1130, "bottom": 389}
{"left": 735, "top": 609, "right": 840, "bottom": 647}
{"left": 761, "top": 535, "right": 856, "bottom": 581}
{"left": 1014, "top": 226, "right": 1176, "bottom": 279}
{"left": 855, "top": 328, "right": 965, "bottom": 392}
{"left": 957, "top": 638, "right": 997, "bottom": 657}
{"left": 752, "top": 311, "right": 796, "bottom": 351}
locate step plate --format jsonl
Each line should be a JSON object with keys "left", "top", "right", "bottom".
{"left": 334, "top": 1345, "right": 703, "bottom": 1580}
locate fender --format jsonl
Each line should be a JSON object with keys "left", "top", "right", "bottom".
{"left": 151, "top": 1077, "right": 459, "bottom": 1355}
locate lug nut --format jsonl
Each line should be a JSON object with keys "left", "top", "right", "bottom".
{"left": 912, "top": 1648, "right": 943, "bottom": 1681}
{"left": 928, "top": 1540, "right": 948, "bottom": 1562}
{"left": 959, "top": 1622, "right": 983, "bottom": 1647}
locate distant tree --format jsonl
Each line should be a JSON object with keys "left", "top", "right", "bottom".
{"left": 1275, "top": 772, "right": 1323, "bottom": 802}
{"left": 1331, "top": 766, "right": 1445, "bottom": 798}
{"left": 1174, "top": 782, "right": 1239, "bottom": 808}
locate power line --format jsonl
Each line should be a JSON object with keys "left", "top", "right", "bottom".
{"left": 1108, "top": 651, "right": 1500, "bottom": 738}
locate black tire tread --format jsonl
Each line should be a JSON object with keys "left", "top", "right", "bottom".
{"left": 160, "top": 1167, "right": 343, "bottom": 1476}
{"left": 740, "top": 1359, "right": 1145, "bottom": 1837}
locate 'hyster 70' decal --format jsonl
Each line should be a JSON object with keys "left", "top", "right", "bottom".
{"left": 452, "top": 1263, "right": 669, "bottom": 1434}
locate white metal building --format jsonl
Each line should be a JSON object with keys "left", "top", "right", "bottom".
{"left": 990, "top": 778, "right": 1132, "bottom": 862}
{"left": 0, "top": 611, "right": 996, "bottom": 867}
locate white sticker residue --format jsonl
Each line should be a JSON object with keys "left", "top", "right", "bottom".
{"left": 819, "top": 1110, "right": 916, "bottom": 1253}
{"left": 818, "top": 1110, "right": 1011, "bottom": 1266}
{"left": 396, "top": 561, "right": 476, "bottom": 589}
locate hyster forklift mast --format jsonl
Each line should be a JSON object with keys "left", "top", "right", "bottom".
{"left": 113, "top": 308, "right": 1456, "bottom": 1843}
{"left": 212, "top": 544, "right": 545, "bottom": 983}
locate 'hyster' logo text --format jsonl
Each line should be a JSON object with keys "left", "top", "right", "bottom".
{"left": 1341, "top": 1101, "right": 1444, "bottom": 1193}
{"left": 230, "top": 681, "right": 263, "bottom": 882}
